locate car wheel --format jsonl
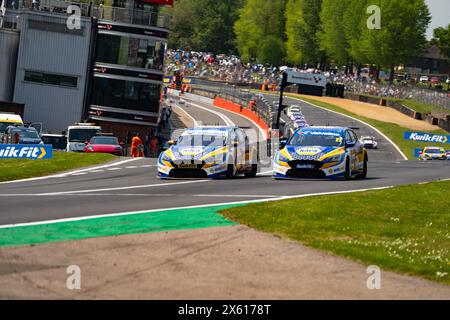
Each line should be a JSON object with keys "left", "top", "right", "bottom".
{"left": 356, "top": 155, "right": 368, "bottom": 179}
{"left": 245, "top": 164, "right": 258, "bottom": 178}
{"left": 226, "top": 163, "right": 236, "bottom": 179}
{"left": 344, "top": 157, "right": 352, "bottom": 180}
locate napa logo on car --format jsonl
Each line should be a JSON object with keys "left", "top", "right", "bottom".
{"left": 405, "top": 132, "right": 450, "bottom": 144}
{"left": 295, "top": 147, "right": 322, "bottom": 156}
{"left": 179, "top": 147, "right": 205, "bottom": 156}
{"left": 0, "top": 144, "right": 52, "bottom": 160}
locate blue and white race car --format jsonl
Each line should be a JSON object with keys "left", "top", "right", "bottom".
{"left": 273, "top": 126, "right": 368, "bottom": 180}
{"left": 158, "top": 126, "right": 258, "bottom": 179}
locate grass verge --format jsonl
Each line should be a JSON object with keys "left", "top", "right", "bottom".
{"left": 286, "top": 93, "right": 448, "bottom": 159}
{"left": 0, "top": 152, "right": 117, "bottom": 182}
{"left": 221, "top": 180, "right": 450, "bottom": 285}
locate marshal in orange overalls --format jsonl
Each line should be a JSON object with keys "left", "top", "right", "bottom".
{"left": 131, "top": 135, "right": 143, "bottom": 158}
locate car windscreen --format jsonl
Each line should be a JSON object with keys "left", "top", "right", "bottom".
{"left": 426, "top": 149, "right": 443, "bottom": 154}
{"left": 177, "top": 134, "right": 227, "bottom": 147}
{"left": 289, "top": 132, "right": 343, "bottom": 147}
{"left": 11, "top": 128, "right": 40, "bottom": 139}
{"left": 90, "top": 137, "right": 119, "bottom": 145}
{"left": 0, "top": 122, "right": 20, "bottom": 133}
{"left": 68, "top": 129, "right": 100, "bottom": 142}
{"left": 42, "top": 136, "right": 67, "bottom": 149}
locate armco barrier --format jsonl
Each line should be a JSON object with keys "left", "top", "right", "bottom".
{"left": 213, "top": 97, "right": 270, "bottom": 138}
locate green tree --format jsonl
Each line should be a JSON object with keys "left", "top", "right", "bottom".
{"left": 167, "top": 0, "right": 243, "bottom": 53}
{"left": 285, "top": 0, "right": 324, "bottom": 68}
{"left": 166, "top": 0, "right": 197, "bottom": 50}
{"left": 191, "top": 0, "right": 243, "bottom": 53}
{"left": 285, "top": 0, "right": 304, "bottom": 65}
{"left": 361, "top": 0, "right": 431, "bottom": 82}
{"left": 431, "top": 24, "right": 450, "bottom": 75}
{"left": 342, "top": 0, "right": 369, "bottom": 67}
{"left": 318, "top": 0, "right": 350, "bottom": 66}
{"left": 235, "top": 0, "right": 287, "bottom": 64}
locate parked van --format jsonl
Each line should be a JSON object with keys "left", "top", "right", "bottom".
{"left": 66, "top": 123, "right": 102, "bottom": 152}
{"left": 0, "top": 113, "right": 24, "bottom": 141}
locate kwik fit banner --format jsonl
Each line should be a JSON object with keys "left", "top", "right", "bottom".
{"left": 0, "top": 144, "right": 53, "bottom": 159}
{"left": 404, "top": 132, "right": 450, "bottom": 144}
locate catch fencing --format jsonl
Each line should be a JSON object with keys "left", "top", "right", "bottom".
{"left": 342, "top": 81, "right": 450, "bottom": 110}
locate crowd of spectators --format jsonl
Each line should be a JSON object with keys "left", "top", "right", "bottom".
{"left": 165, "top": 49, "right": 283, "bottom": 85}
{"left": 164, "top": 49, "right": 449, "bottom": 108}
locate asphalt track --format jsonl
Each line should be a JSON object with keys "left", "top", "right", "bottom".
{"left": 1, "top": 94, "right": 450, "bottom": 226}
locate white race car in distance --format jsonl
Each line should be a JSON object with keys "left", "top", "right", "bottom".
{"left": 360, "top": 136, "right": 378, "bottom": 149}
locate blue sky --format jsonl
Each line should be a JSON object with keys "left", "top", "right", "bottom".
{"left": 425, "top": 0, "right": 450, "bottom": 39}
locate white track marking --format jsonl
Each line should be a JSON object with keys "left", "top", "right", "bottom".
{"left": 0, "top": 193, "right": 279, "bottom": 198}
{"left": 70, "top": 172, "right": 88, "bottom": 176}
{"left": 173, "top": 104, "right": 198, "bottom": 126}
{"left": 0, "top": 157, "right": 142, "bottom": 185}
{"left": 107, "top": 168, "right": 122, "bottom": 171}
{"left": 125, "top": 166, "right": 138, "bottom": 169}
{"left": 187, "top": 101, "right": 235, "bottom": 126}
{"left": 0, "top": 185, "right": 394, "bottom": 229}
{"left": 140, "top": 165, "right": 156, "bottom": 168}
{"left": 287, "top": 96, "right": 408, "bottom": 160}
{"left": 89, "top": 170, "right": 105, "bottom": 173}
{"left": 0, "top": 180, "right": 212, "bottom": 197}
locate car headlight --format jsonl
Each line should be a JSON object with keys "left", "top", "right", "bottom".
{"left": 328, "top": 153, "right": 343, "bottom": 162}
{"left": 161, "top": 152, "right": 172, "bottom": 162}
{"left": 277, "top": 152, "right": 290, "bottom": 163}
{"left": 87, "top": 146, "right": 94, "bottom": 152}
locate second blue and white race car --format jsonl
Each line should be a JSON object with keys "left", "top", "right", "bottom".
{"left": 273, "top": 126, "right": 368, "bottom": 180}
{"left": 158, "top": 126, "right": 258, "bottom": 179}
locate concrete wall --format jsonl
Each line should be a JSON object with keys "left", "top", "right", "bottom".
{"left": 0, "top": 29, "right": 20, "bottom": 102}
{"left": 13, "top": 12, "right": 92, "bottom": 133}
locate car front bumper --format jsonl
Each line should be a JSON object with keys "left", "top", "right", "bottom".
{"left": 273, "top": 159, "right": 346, "bottom": 179}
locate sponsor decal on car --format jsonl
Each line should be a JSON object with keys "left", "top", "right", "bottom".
{"left": 179, "top": 147, "right": 206, "bottom": 156}
{"left": 295, "top": 147, "right": 322, "bottom": 156}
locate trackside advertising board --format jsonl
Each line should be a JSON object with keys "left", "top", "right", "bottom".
{"left": 0, "top": 144, "right": 53, "bottom": 160}
{"left": 404, "top": 132, "right": 450, "bottom": 144}
{"left": 285, "top": 71, "right": 327, "bottom": 87}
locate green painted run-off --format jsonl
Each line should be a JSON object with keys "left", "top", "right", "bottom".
{"left": 0, "top": 204, "right": 242, "bottom": 248}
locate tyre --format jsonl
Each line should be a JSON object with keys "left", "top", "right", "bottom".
{"left": 344, "top": 157, "right": 352, "bottom": 180}
{"left": 356, "top": 154, "right": 368, "bottom": 179}
{"left": 245, "top": 164, "right": 258, "bottom": 178}
{"left": 226, "top": 163, "right": 236, "bottom": 179}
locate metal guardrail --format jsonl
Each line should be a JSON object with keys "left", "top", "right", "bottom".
{"left": 4, "top": 0, "right": 170, "bottom": 29}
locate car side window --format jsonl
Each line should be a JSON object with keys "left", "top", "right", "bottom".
{"left": 345, "top": 131, "right": 353, "bottom": 145}
{"left": 350, "top": 130, "right": 358, "bottom": 143}
{"left": 229, "top": 130, "right": 237, "bottom": 144}
{"left": 235, "top": 129, "right": 246, "bottom": 144}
